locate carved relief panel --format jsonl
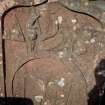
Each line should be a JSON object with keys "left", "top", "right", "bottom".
{"left": 1, "top": 0, "right": 105, "bottom": 105}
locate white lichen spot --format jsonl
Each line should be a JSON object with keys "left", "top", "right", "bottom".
{"left": 55, "top": 16, "right": 63, "bottom": 25}
{"left": 60, "top": 94, "right": 65, "bottom": 98}
{"left": 58, "top": 51, "right": 64, "bottom": 58}
{"left": 44, "top": 100, "right": 50, "bottom": 105}
{"left": 55, "top": 20, "right": 58, "bottom": 25}
{"left": 48, "top": 81, "right": 54, "bottom": 86}
{"left": 71, "top": 19, "right": 77, "bottom": 24}
{"left": 68, "top": 57, "right": 72, "bottom": 61}
{"left": 58, "top": 16, "right": 63, "bottom": 24}
{"left": 90, "top": 38, "right": 95, "bottom": 43}
{"left": 44, "top": 102, "right": 47, "bottom": 105}
{"left": 0, "top": 93, "right": 4, "bottom": 97}
{"left": 70, "top": 3, "right": 74, "bottom": 7}
{"left": 85, "top": 40, "right": 89, "bottom": 44}
{"left": 84, "top": 2, "right": 89, "bottom": 6}
{"left": 99, "top": 42, "right": 104, "bottom": 48}
{"left": 11, "top": 29, "right": 17, "bottom": 33}
{"left": 80, "top": 48, "right": 85, "bottom": 52}
{"left": 57, "top": 78, "right": 65, "bottom": 87}
{"left": 34, "top": 95, "right": 43, "bottom": 102}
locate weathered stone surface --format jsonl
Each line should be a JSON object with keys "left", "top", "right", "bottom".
{"left": 0, "top": 0, "right": 105, "bottom": 105}
{"left": 59, "top": 0, "right": 105, "bottom": 25}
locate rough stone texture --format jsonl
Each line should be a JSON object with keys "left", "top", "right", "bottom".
{"left": 1, "top": 0, "right": 105, "bottom": 105}
{"left": 59, "top": 0, "right": 105, "bottom": 24}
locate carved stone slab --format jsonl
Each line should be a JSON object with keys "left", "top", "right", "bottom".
{"left": 1, "top": 1, "right": 105, "bottom": 105}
